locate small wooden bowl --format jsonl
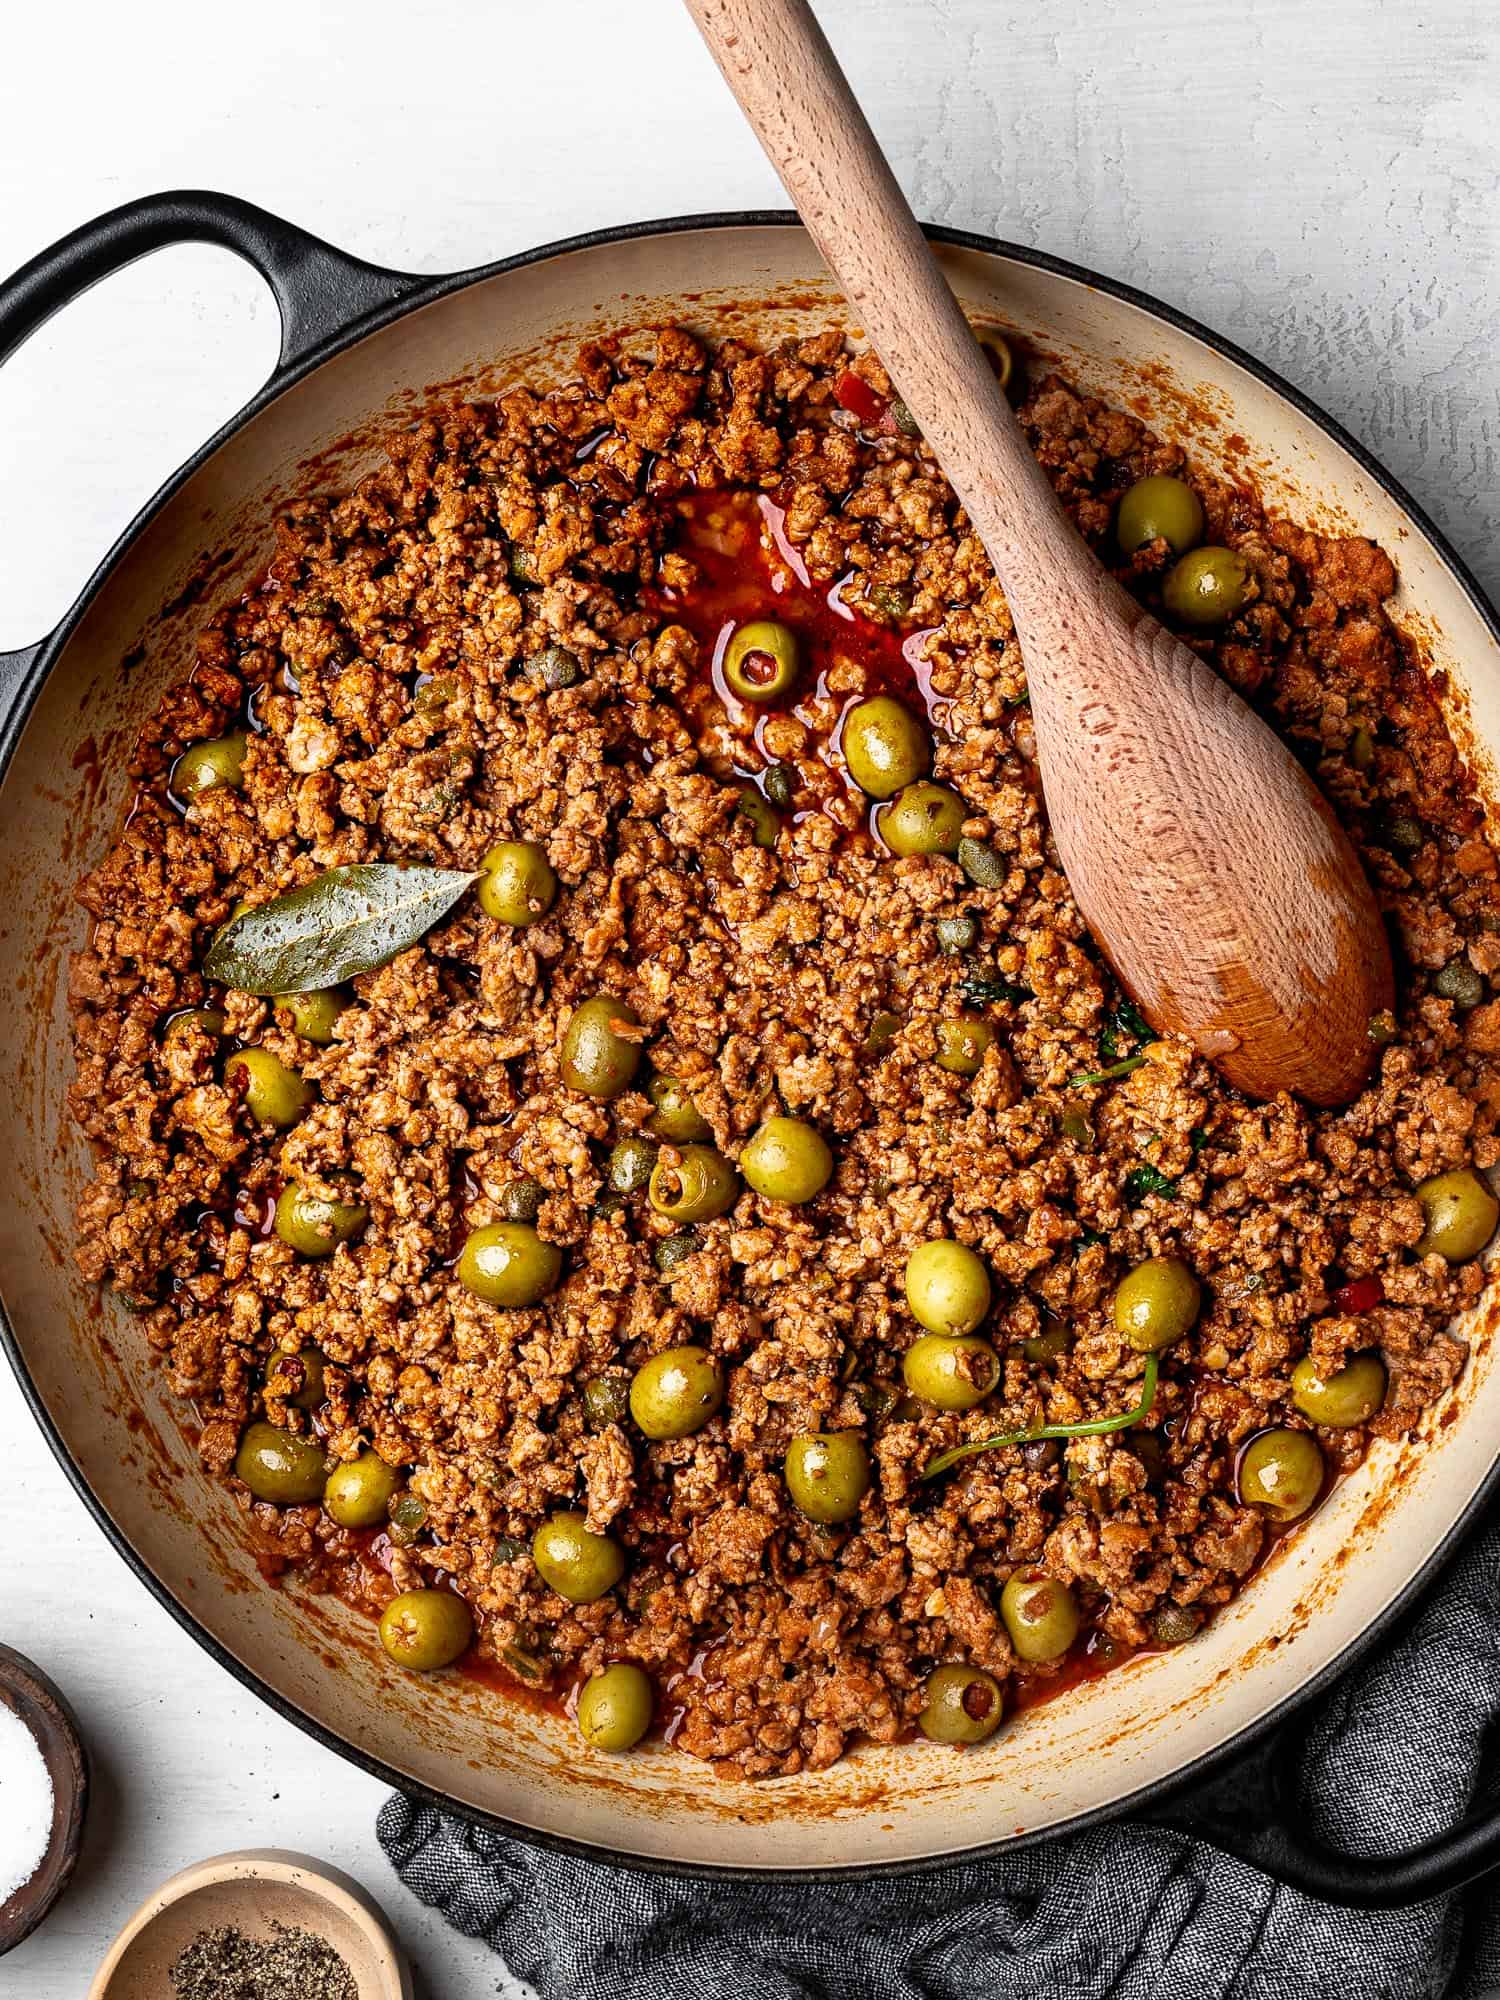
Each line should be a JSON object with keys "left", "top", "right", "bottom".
{"left": 0, "top": 1643, "right": 89, "bottom": 1957}
{"left": 88, "top": 1850, "right": 413, "bottom": 1999}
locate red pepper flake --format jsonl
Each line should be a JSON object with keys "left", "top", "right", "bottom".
{"left": 1333, "top": 1274, "right": 1384, "bottom": 1314}
{"left": 833, "top": 369, "right": 889, "bottom": 428}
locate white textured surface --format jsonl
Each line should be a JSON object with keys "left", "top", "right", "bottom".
{"left": 0, "top": 1, "right": 1494, "bottom": 1993}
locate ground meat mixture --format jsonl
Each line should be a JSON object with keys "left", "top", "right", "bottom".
{"left": 67, "top": 325, "right": 1500, "bottom": 1778}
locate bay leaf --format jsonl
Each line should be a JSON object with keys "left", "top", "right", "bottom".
{"left": 204, "top": 863, "right": 479, "bottom": 994}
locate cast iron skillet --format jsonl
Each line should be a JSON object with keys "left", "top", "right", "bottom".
{"left": 1, "top": 192, "right": 1498, "bottom": 1907}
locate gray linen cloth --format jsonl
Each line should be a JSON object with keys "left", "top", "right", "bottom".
{"left": 379, "top": 1507, "right": 1500, "bottom": 1999}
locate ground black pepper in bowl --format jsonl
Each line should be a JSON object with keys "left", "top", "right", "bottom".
{"left": 170, "top": 1920, "right": 357, "bottom": 2000}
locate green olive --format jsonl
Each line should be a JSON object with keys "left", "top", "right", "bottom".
{"left": 608, "top": 1136, "right": 657, "bottom": 1195}
{"left": 225, "top": 1048, "right": 313, "bottom": 1129}
{"left": 163, "top": 1006, "right": 226, "bottom": 1041}
{"left": 1162, "top": 546, "right": 1250, "bottom": 627}
{"left": 457, "top": 1222, "right": 562, "bottom": 1307}
{"left": 740, "top": 1117, "right": 833, "bottom": 1204}
{"left": 173, "top": 732, "right": 248, "bottom": 799}
{"left": 1237, "top": 1428, "right": 1325, "bottom": 1521}
{"left": 1349, "top": 724, "right": 1376, "bottom": 771}
{"left": 934, "top": 1013, "right": 994, "bottom": 1076}
{"left": 478, "top": 840, "right": 558, "bottom": 927}
{"left": 905, "top": 1238, "right": 992, "bottom": 1336}
{"left": 840, "top": 695, "right": 931, "bottom": 799}
{"left": 902, "top": 1332, "right": 999, "bottom": 1411}
{"left": 324, "top": 1451, "right": 402, "bottom": 1529}
{"left": 1112, "top": 1257, "right": 1202, "bottom": 1352}
{"left": 265, "top": 1348, "right": 326, "bottom": 1411}
{"left": 1415, "top": 1168, "right": 1499, "bottom": 1262}
{"left": 918, "top": 1663, "right": 1003, "bottom": 1744}
{"left": 560, "top": 995, "right": 642, "bottom": 1098}
{"left": 577, "top": 1664, "right": 654, "bottom": 1751}
{"left": 877, "top": 781, "right": 967, "bottom": 857}
{"left": 497, "top": 1178, "right": 545, "bottom": 1224}
{"left": 1021, "top": 1319, "right": 1070, "bottom": 1365}
{"left": 1291, "top": 1352, "right": 1386, "bottom": 1427}
{"left": 647, "top": 1075, "right": 712, "bottom": 1144}
{"left": 378, "top": 1589, "right": 473, "bottom": 1672}
{"left": 1116, "top": 475, "right": 1205, "bottom": 557}
{"left": 723, "top": 620, "right": 799, "bottom": 703}
{"left": 583, "top": 1375, "right": 631, "bottom": 1428}
{"left": 629, "top": 1344, "right": 726, "bottom": 1439}
{"left": 235, "top": 1421, "right": 327, "bottom": 1505}
{"left": 980, "top": 331, "right": 1014, "bottom": 393}
{"left": 276, "top": 988, "right": 347, "bottom": 1044}
{"left": 648, "top": 1146, "right": 737, "bottom": 1223}
{"left": 999, "top": 1570, "right": 1081, "bottom": 1664}
{"left": 532, "top": 1511, "right": 625, "bottom": 1602}
{"left": 274, "top": 1182, "right": 368, "bottom": 1258}
{"left": 784, "top": 1432, "right": 871, "bottom": 1524}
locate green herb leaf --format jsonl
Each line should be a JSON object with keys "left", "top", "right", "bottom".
{"left": 204, "top": 864, "right": 478, "bottom": 994}
{"left": 1071, "top": 1054, "right": 1148, "bottom": 1089}
{"left": 921, "top": 1352, "right": 1159, "bottom": 1481}
{"left": 1123, "top": 1162, "right": 1178, "bottom": 1202}
{"left": 959, "top": 971, "right": 1029, "bottom": 1008}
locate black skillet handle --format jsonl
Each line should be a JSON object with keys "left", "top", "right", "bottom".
{"left": 0, "top": 189, "right": 421, "bottom": 684}
{"left": 1143, "top": 1708, "right": 1500, "bottom": 1909}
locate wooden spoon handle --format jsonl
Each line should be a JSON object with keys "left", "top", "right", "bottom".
{"left": 683, "top": 0, "right": 1083, "bottom": 610}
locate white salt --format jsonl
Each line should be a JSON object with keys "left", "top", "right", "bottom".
{"left": 0, "top": 1703, "right": 54, "bottom": 1904}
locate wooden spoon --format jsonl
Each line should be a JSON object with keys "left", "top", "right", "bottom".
{"left": 684, "top": 0, "right": 1393, "bottom": 1106}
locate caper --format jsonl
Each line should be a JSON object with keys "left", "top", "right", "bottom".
{"left": 276, "top": 988, "right": 347, "bottom": 1044}
{"left": 934, "top": 1013, "right": 994, "bottom": 1077}
{"left": 1386, "top": 814, "right": 1424, "bottom": 852}
{"left": 629, "top": 1345, "right": 726, "bottom": 1439}
{"left": 956, "top": 837, "right": 1006, "bottom": 888}
{"left": 653, "top": 1231, "right": 697, "bottom": 1274}
{"left": 478, "top": 840, "right": 558, "bottom": 927}
{"left": 902, "top": 1332, "right": 999, "bottom": 1411}
{"left": 577, "top": 1664, "right": 654, "bottom": 1751}
{"left": 1237, "top": 1428, "right": 1325, "bottom": 1522}
{"left": 1290, "top": 1351, "right": 1387, "bottom": 1427}
{"left": 784, "top": 1432, "right": 871, "bottom": 1524}
{"left": 583, "top": 1375, "right": 631, "bottom": 1428}
{"left": 496, "top": 1178, "right": 546, "bottom": 1224}
{"left": 723, "top": 619, "right": 800, "bottom": 704}
{"left": 1112, "top": 1257, "right": 1201, "bottom": 1352}
{"left": 235, "top": 1421, "right": 327, "bottom": 1505}
{"left": 905, "top": 1238, "right": 991, "bottom": 1336}
{"left": 456, "top": 1222, "right": 562, "bottom": 1307}
{"left": 1348, "top": 725, "right": 1376, "bottom": 771}
{"left": 840, "top": 695, "right": 931, "bottom": 799}
{"left": 560, "top": 995, "right": 642, "bottom": 1098}
{"left": 1116, "top": 475, "right": 1205, "bottom": 557}
{"left": 877, "top": 781, "right": 967, "bottom": 857}
{"left": 1434, "top": 960, "right": 1485, "bottom": 1010}
{"left": 648, "top": 1146, "right": 737, "bottom": 1223}
{"left": 378, "top": 1589, "right": 473, "bottom": 1672}
{"left": 163, "top": 1006, "right": 227, "bottom": 1041}
{"left": 740, "top": 1117, "right": 833, "bottom": 1205}
{"left": 918, "top": 1663, "right": 1003, "bottom": 1744}
{"left": 999, "top": 1570, "right": 1081, "bottom": 1664}
{"left": 172, "top": 733, "right": 248, "bottom": 799}
{"left": 1151, "top": 1604, "right": 1202, "bottom": 1647}
{"left": 265, "top": 1348, "right": 326, "bottom": 1411}
{"left": 763, "top": 762, "right": 797, "bottom": 809}
{"left": 324, "top": 1451, "right": 402, "bottom": 1529}
{"left": 646, "top": 1074, "right": 712, "bottom": 1144}
{"left": 737, "top": 788, "right": 780, "bottom": 848}
{"left": 532, "top": 1511, "right": 625, "bottom": 1602}
{"left": 274, "top": 1183, "right": 368, "bottom": 1258}
{"left": 607, "top": 1136, "right": 657, "bottom": 1196}
{"left": 526, "top": 644, "right": 581, "bottom": 690}
{"left": 225, "top": 1048, "right": 313, "bottom": 1130}
{"left": 388, "top": 1493, "right": 428, "bottom": 1546}
{"left": 935, "top": 914, "right": 978, "bottom": 955}
{"left": 1162, "top": 547, "right": 1250, "bottom": 626}
{"left": 1415, "top": 1168, "right": 1499, "bottom": 1262}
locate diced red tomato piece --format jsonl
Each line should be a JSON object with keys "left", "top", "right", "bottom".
{"left": 833, "top": 368, "right": 888, "bottom": 427}
{"left": 1333, "top": 1274, "right": 1384, "bottom": 1314}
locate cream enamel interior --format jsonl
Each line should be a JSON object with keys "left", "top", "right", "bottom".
{"left": 2, "top": 222, "right": 1498, "bottom": 1872}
